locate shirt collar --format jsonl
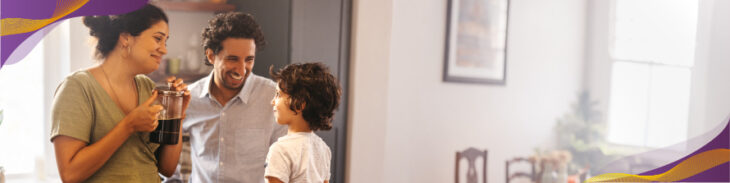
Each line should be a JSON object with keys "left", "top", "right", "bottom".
{"left": 198, "top": 71, "right": 214, "bottom": 99}
{"left": 198, "top": 71, "right": 256, "bottom": 104}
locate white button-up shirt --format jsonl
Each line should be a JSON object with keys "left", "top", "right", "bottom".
{"left": 184, "top": 73, "right": 287, "bottom": 183}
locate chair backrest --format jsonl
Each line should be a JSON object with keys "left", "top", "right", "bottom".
{"left": 505, "top": 157, "right": 537, "bottom": 183}
{"left": 455, "top": 147, "right": 488, "bottom": 183}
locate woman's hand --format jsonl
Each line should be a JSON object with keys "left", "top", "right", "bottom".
{"left": 166, "top": 76, "right": 191, "bottom": 117}
{"left": 53, "top": 89, "right": 163, "bottom": 183}
{"left": 124, "top": 91, "right": 163, "bottom": 132}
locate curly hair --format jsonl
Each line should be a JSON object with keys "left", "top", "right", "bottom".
{"left": 269, "top": 63, "right": 341, "bottom": 131}
{"left": 83, "top": 4, "right": 168, "bottom": 60}
{"left": 201, "top": 12, "right": 266, "bottom": 65}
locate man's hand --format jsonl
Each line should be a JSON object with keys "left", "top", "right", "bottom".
{"left": 166, "top": 76, "right": 191, "bottom": 117}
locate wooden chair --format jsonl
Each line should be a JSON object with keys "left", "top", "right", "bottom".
{"left": 505, "top": 157, "right": 537, "bottom": 183}
{"left": 455, "top": 147, "right": 488, "bottom": 183}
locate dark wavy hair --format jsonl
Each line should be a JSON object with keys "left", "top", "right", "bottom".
{"left": 202, "top": 12, "right": 266, "bottom": 65}
{"left": 83, "top": 4, "right": 168, "bottom": 60}
{"left": 269, "top": 63, "right": 341, "bottom": 131}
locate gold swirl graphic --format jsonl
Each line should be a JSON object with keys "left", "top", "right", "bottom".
{"left": 588, "top": 148, "right": 730, "bottom": 182}
{"left": 1, "top": 0, "right": 88, "bottom": 36}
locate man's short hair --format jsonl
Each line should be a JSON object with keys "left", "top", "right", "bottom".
{"left": 201, "top": 12, "right": 266, "bottom": 65}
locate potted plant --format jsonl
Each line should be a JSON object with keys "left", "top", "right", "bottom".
{"left": 553, "top": 91, "right": 614, "bottom": 174}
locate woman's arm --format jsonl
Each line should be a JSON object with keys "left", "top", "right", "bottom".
{"left": 53, "top": 119, "right": 135, "bottom": 183}
{"left": 53, "top": 92, "right": 162, "bottom": 183}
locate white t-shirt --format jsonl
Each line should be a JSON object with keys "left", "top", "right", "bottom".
{"left": 265, "top": 132, "right": 331, "bottom": 183}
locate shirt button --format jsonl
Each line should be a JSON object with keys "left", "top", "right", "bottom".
{"left": 220, "top": 137, "right": 224, "bottom": 142}
{"left": 221, "top": 112, "right": 226, "bottom": 117}
{"left": 220, "top": 162, "right": 224, "bottom": 166}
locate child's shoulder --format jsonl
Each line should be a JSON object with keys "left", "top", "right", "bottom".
{"left": 273, "top": 133, "right": 326, "bottom": 148}
{"left": 268, "top": 136, "right": 301, "bottom": 158}
{"left": 274, "top": 133, "right": 308, "bottom": 145}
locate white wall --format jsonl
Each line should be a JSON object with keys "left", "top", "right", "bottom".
{"left": 346, "top": 0, "right": 392, "bottom": 182}
{"left": 348, "top": 0, "right": 587, "bottom": 182}
{"left": 703, "top": 0, "right": 730, "bottom": 132}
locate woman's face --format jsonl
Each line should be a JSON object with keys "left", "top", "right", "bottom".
{"left": 128, "top": 21, "right": 169, "bottom": 74}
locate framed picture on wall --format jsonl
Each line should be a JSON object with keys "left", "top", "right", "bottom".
{"left": 444, "top": 0, "right": 510, "bottom": 85}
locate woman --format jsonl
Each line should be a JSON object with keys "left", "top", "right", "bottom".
{"left": 50, "top": 4, "right": 190, "bottom": 182}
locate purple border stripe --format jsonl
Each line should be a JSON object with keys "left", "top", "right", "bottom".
{"left": 1, "top": 0, "right": 149, "bottom": 68}
{"left": 640, "top": 119, "right": 730, "bottom": 182}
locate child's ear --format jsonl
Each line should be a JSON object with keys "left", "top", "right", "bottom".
{"left": 290, "top": 99, "right": 306, "bottom": 113}
{"left": 298, "top": 101, "right": 306, "bottom": 112}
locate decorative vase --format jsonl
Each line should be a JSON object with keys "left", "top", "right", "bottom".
{"left": 541, "top": 163, "right": 558, "bottom": 183}
{"left": 556, "top": 164, "right": 568, "bottom": 183}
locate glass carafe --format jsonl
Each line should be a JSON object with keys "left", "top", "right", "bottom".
{"left": 150, "top": 85, "right": 184, "bottom": 144}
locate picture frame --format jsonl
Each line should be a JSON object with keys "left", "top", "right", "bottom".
{"left": 444, "top": 0, "right": 510, "bottom": 85}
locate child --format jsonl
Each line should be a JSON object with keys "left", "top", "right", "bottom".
{"left": 265, "top": 63, "right": 341, "bottom": 183}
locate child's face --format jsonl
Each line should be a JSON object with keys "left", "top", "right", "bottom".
{"left": 271, "top": 86, "right": 298, "bottom": 125}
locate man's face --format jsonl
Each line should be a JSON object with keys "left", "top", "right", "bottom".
{"left": 207, "top": 38, "right": 256, "bottom": 91}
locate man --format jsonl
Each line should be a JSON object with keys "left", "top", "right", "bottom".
{"left": 167, "top": 12, "right": 286, "bottom": 183}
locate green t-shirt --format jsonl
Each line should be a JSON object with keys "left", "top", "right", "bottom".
{"left": 50, "top": 70, "right": 161, "bottom": 182}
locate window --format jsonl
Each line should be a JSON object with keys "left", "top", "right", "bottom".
{"left": 0, "top": 40, "right": 46, "bottom": 175}
{"left": 606, "top": 0, "right": 697, "bottom": 148}
{"left": 0, "top": 19, "right": 71, "bottom": 182}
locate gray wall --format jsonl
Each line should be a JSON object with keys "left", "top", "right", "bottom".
{"left": 229, "top": 0, "right": 291, "bottom": 79}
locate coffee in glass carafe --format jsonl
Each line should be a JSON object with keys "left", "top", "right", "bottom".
{"left": 150, "top": 85, "right": 184, "bottom": 144}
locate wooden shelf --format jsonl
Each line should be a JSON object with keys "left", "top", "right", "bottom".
{"left": 151, "top": 1, "right": 235, "bottom": 12}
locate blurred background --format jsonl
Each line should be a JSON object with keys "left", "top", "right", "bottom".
{"left": 0, "top": 0, "right": 728, "bottom": 182}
